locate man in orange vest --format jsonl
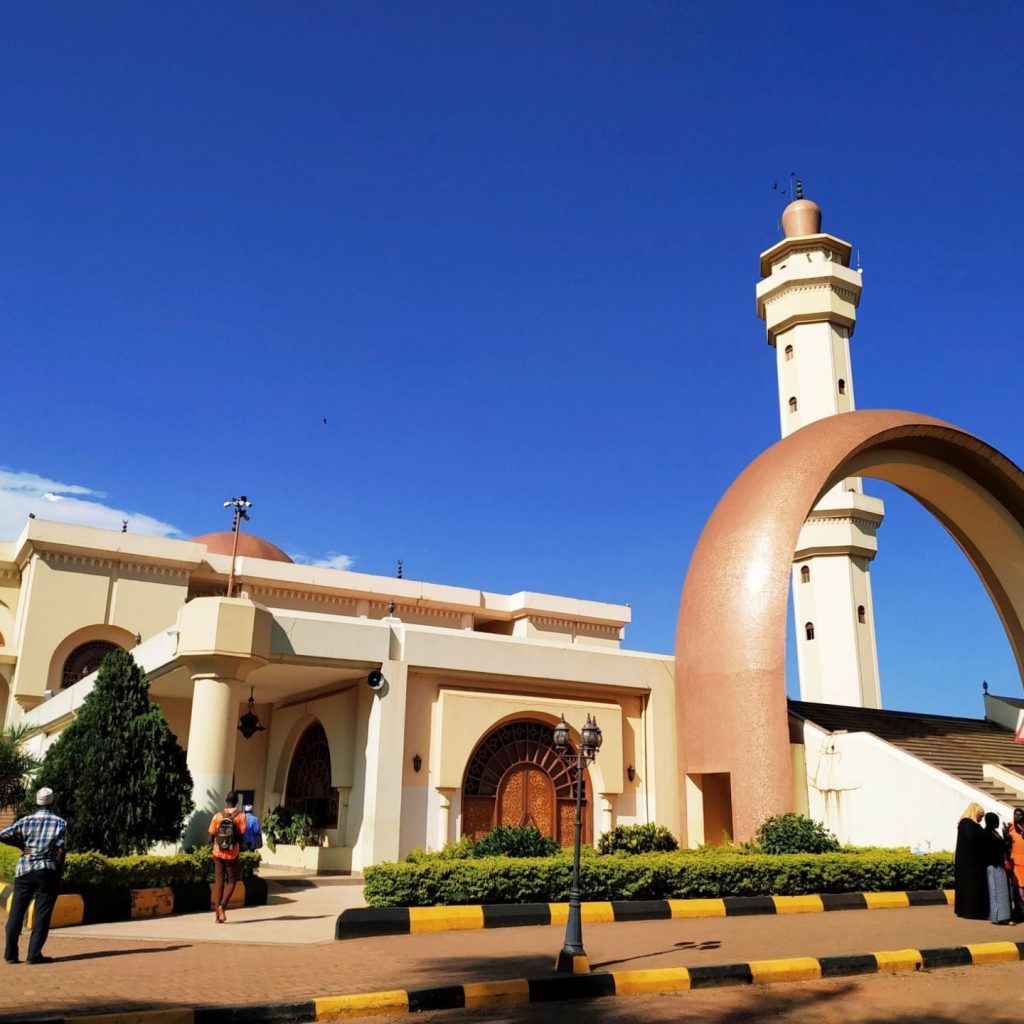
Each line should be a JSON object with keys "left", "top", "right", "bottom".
{"left": 208, "top": 791, "right": 247, "bottom": 923}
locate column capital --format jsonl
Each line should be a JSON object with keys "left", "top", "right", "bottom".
{"left": 177, "top": 597, "right": 272, "bottom": 681}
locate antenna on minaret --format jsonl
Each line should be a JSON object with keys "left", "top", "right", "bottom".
{"left": 396, "top": 559, "right": 403, "bottom": 579}
{"left": 982, "top": 679, "right": 989, "bottom": 695}
{"left": 121, "top": 519, "right": 128, "bottom": 534}
{"left": 794, "top": 176, "right": 804, "bottom": 200}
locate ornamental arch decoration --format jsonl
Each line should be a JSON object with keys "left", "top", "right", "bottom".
{"left": 461, "top": 718, "right": 591, "bottom": 846}
{"left": 676, "top": 410, "right": 1024, "bottom": 844}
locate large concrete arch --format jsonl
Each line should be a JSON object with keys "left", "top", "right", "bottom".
{"left": 675, "top": 410, "right": 1024, "bottom": 843}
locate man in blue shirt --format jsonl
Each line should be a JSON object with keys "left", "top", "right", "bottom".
{"left": 0, "top": 787, "right": 67, "bottom": 964}
{"left": 242, "top": 804, "right": 263, "bottom": 851}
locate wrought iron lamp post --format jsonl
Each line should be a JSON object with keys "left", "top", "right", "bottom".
{"left": 552, "top": 712, "right": 602, "bottom": 974}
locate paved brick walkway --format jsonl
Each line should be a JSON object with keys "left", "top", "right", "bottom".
{"left": 1, "top": 899, "right": 1020, "bottom": 1020}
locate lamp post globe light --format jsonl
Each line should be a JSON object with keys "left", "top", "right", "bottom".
{"left": 552, "top": 712, "right": 602, "bottom": 974}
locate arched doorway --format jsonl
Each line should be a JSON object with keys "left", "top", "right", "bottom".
{"left": 285, "top": 722, "right": 338, "bottom": 828}
{"left": 461, "top": 719, "right": 589, "bottom": 846}
{"left": 61, "top": 641, "right": 122, "bottom": 689}
{"left": 677, "top": 410, "right": 1024, "bottom": 841}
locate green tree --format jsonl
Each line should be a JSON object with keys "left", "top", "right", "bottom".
{"left": 34, "top": 648, "right": 194, "bottom": 855}
{"left": 0, "top": 725, "right": 40, "bottom": 812}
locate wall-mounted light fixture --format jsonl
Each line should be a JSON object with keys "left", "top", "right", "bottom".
{"left": 626, "top": 764, "right": 635, "bottom": 783}
{"left": 412, "top": 753, "right": 422, "bottom": 773}
{"left": 237, "top": 686, "right": 265, "bottom": 740}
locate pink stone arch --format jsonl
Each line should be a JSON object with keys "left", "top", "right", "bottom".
{"left": 675, "top": 410, "right": 1024, "bottom": 843}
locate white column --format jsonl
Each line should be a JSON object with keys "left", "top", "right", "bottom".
{"left": 437, "top": 787, "right": 455, "bottom": 849}
{"left": 598, "top": 794, "right": 614, "bottom": 839}
{"left": 183, "top": 673, "right": 240, "bottom": 848}
{"left": 352, "top": 655, "right": 408, "bottom": 868}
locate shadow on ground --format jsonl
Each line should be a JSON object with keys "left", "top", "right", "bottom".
{"left": 33, "top": 943, "right": 191, "bottom": 964}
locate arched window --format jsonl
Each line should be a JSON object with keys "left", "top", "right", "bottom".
{"left": 784, "top": 345, "right": 794, "bottom": 361}
{"left": 804, "top": 622, "right": 815, "bottom": 641}
{"left": 788, "top": 396, "right": 798, "bottom": 413}
{"left": 285, "top": 722, "right": 338, "bottom": 828}
{"left": 858, "top": 605, "right": 866, "bottom": 624}
{"left": 838, "top": 379, "right": 847, "bottom": 395}
{"left": 800, "top": 565, "right": 810, "bottom": 584}
{"left": 61, "top": 641, "right": 121, "bottom": 689}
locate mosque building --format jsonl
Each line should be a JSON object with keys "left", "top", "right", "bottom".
{"left": 1, "top": 195, "right": 1022, "bottom": 866}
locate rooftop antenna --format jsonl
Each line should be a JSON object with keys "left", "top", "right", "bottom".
{"left": 793, "top": 175, "right": 804, "bottom": 200}
{"left": 396, "top": 559, "right": 403, "bottom": 580}
{"left": 122, "top": 519, "right": 128, "bottom": 534}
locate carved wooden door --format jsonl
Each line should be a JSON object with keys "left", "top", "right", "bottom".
{"left": 497, "top": 764, "right": 555, "bottom": 836}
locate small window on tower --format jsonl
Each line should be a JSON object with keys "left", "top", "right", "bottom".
{"left": 858, "top": 605, "right": 866, "bottom": 624}
{"left": 788, "top": 396, "right": 798, "bottom": 413}
{"left": 805, "top": 622, "right": 815, "bottom": 641}
{"left": 784, "top": 345, "right": 794, "bottom": 361}
{"left": 838, "top": 379, "right": 847, "bottom": 395}
{"left": 800, "top": 565, "right": 810, "bottom": 584}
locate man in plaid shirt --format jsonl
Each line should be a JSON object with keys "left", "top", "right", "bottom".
{"left": 0, "top": 787, "right": 67, "bottom": 964}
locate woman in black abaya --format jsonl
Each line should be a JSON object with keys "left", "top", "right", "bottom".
{"left": 982, "top": 812, "right": 1013, "bottom": 925}
{"left": 954, "top": 803, "right": 987, "bottom": 919}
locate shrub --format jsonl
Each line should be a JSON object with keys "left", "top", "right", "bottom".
{"left": 362, "top": 850, "right": 954, "bottom": 907}
{"left": 33, "top": 649, "right": 193, "bottom": 855}
{"left": 471, "top": 826, "right": 559, "bottom": 859}
{"left": 755, "top": 814, "right": 840, "bottom": 854}
{"left": 0, "top": 846, "right": 260, "bottom": 891}
{"left": 405, "top": 836, "right": 477, "bottom": 863}
{"left": 598, "top": 823, "right": 679, "bottom": 855}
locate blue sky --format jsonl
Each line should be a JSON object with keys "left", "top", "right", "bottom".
{"left": 2, "top": 3, "right": 1022, "bottom": 717}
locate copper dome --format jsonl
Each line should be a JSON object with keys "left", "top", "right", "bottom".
{"left": 191, "top": 531, "right": 294, "bottom": 563}
{"left": 780, "top": 197, "right": 822, "bottom": 237}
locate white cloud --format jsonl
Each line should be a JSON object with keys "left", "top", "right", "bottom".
{"left": 293, "top": 551, "right": 355, "bottom": 571}
{"left": 0, "top": 468, "right": 181, "bottom": 541}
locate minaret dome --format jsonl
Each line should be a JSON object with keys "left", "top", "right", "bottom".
{"left": 781, "top": 197, "right": 822, "bottom": 238}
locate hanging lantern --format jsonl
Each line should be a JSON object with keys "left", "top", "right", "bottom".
{"left": 237, "top": 686, "right": 265, "bottom": 740}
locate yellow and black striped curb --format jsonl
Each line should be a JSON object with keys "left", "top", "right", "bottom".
{"left": 0, "top": 877, "right": 267, "bottom": 929}
{"left": 5, "top": 939, "right": 1022, "bottom": 1024}
{"left": 336, "top": 889, "right": 954, "bottom": 939}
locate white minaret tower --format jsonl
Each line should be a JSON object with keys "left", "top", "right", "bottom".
{"left": 755, "top": 188, "right": 884, "bottom": 708}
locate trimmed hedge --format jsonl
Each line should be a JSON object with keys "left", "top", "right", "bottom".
{"left": 0, "top": 845, "right": 260, "bottom": 891}
{"left": 362, "top": 850, "right": 954, "bottom": 908}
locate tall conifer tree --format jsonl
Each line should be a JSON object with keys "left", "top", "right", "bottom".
{"left": 35, "top": 648, "right": 194, "bottom": 854}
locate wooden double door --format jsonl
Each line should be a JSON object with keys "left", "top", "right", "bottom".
{"left": 461, "top": 719, "right": 589, "bottom": 846}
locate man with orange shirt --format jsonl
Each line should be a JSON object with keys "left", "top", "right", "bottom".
{"left": 208, "top": 790, "right": 247, "bottom": 923}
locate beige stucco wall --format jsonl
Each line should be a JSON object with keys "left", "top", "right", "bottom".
{"left": 11, "top": 555, "right": 188, "bottom": 709}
